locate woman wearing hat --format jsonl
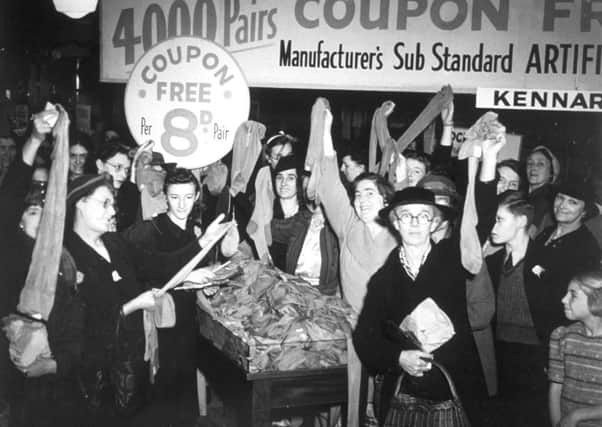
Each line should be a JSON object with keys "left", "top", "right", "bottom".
{"left": 0, "top": 108, "right": 84, "bottom": 426}
{"left": 353, "top": 186, "right": 485, "bottom": 425}
{"left": 64, "top": 173, "right": 227, "bottom": 425}
{"left": 525, "top": 146, "right": 560, "bottom": 236}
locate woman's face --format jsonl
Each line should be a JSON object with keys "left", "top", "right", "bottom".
{"left": 391, "top": 204, "right": 437, "bottom": 247}
{"left": 353, "top": 179, "right": 385, "bottom": 224}
{"left": 406, "top": 159, "right": 427, "bottom": 187}
{"left": 274, "top": 169, "right": 298, "bottom": 200}
{"left": 166, "top": 182, "right": 198, "bottom": 221}
{"left": 496, "top": 166, "right": 520, "bottom": 194}
{"left": 76, "top": 186, "right": 116, "bottom": 235}
{"left": 554, "top": 193, "right": 586, "bottom": 226}
{"left": 97, "top": 153, "right": 131, "bottom": 190}
{"left": 526, "top": 152, "right": 552, "bottom": 187}
{"left": 562, "top": 281, "right": 591, "bottom": 321}
{"left": 69, "top": 144, "right": 88, "bottom": 177}
{"left": 20, "top": 205, "right": 43, "bottom": 238}
{"left": 267, "top": 143, "right": 292, "bottom": 169}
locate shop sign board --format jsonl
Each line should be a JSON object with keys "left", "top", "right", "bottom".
{"left": 124, "top": 36, "right": 250, "bottom": 169}
{"left": 101, "top": 0, "right": 602, "bottom": 93}
{"left": 451, "top": 126, "right": 521, "bottom": 160}
{"left": 476, "top": 88, "right": 602, "bottom": 112}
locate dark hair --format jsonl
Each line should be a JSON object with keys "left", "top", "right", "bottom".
{"left": 572, "top": 269, "right": 602, "bottom": 316}
{"left": 164, "top": 167, "right": 200, "bottom": 194}
{"left": 341, "top": 147, "right": 368, "bottom": 169}
{"left": 352, "top": 172, "right": 395, "bottom": 204}
{"left": 404, "top": 150, "right": 431, "bottom": 174}
{"left": 497, "top": 159, "right": 526, "bottom": 191}
{"left": 69, "top": 131, "right": 91, "bottom": 151}
{"left": 95, "top": 140, "right": 130, "bottom": 163}
{"left": 498, "top": 191, "right": 534, "bottom": 227}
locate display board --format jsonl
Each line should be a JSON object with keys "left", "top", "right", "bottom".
{"left": 102, "top": 0, "right": 602, "bottom": 94}
{"left": 124, "top": 36, "right": 250, "bottom": 168}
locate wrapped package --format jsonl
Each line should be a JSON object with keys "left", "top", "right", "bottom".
{"left": 400, "top": 298, "right": 455, "bottom": 353}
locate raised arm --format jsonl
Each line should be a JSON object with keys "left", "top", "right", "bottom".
{"left": 317, "top": 109, "right": 355, "bottom": 239}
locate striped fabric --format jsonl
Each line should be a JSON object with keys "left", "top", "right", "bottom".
{"left": 549, "top": 323, "right": 602, "bottom": 427}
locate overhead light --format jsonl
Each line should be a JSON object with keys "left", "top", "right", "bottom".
{"left": 53, "top": 0, "right": 98, "bottom": 19}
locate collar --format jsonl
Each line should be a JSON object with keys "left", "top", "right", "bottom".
{"left": 398, "top": 244, "right": 432, "bottom": 281}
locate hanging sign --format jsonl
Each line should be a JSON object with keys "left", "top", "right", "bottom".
{"left": 102, "top": 0, "right": 602, "bottom": 93}
{"left": 124, "top": 36, "right": 250, "bottom": 169}
{"left": 476, "top": 88, "right": 602, "bottom": 112}
{"left": 451, "top": 127, "right": 521, "bottom": 160}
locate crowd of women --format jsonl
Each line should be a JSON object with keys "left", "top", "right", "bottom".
{"left": 0, "top": 98, "right": 600, "bottom": 427}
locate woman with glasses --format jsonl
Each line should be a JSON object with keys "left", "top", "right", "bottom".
{"left": 64, "top": 174, "right": 228, "bottom": 426}
{"left": 353, "top": 187, "right": 485, "bottom": 425}
{"left": 95, "top": 141, "right": 139, "bottom": 231}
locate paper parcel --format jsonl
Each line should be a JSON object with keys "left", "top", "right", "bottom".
{"left": 400, "top": 298, "right": 455, "bottom": 353}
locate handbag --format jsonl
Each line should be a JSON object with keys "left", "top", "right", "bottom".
{"left": 382, "top": 361, "right": 471, "bottom": 427}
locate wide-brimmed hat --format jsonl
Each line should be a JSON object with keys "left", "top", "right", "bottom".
{"left": 150, "top": 151, "right": 177, "bottom": 171}
{"left": 273, "top": 155, "right": 300, "bottom": 174}
{"left": 67, "top": 174, "right": 112, "bottom": 206}
{"left": 417, "top": 174, "right": 460, "bottom": 220}
{"left": 378, "top": 187, "right": 437, "bottom": 222}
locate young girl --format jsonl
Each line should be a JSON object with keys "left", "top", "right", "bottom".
{"left": 549, "top": 269, "right": 602, "bottom": 427}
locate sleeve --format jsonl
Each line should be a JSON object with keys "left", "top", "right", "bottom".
{"left": 475, "top": 180, "right": 498, "bottom": 244}
{"left": 125, "top": 235, "right": 202, "bottom": 283}
{"left": 548, "top": 326, "right": 566, "bottom": 384}
{"left": 318, "top": 155, "right": 355, "bottom": 239}
{"left": 0, "top": 158, "right": 33, "bottom": 233}
{"left": 352, "top": 266, "right": 411, "bottom": 375}
{"left": 121, "top": 219, "right": 158, "bottom": 248}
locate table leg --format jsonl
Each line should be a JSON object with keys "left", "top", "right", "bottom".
{"left": 250, "top": 379, "right": 272, "bottom": 427}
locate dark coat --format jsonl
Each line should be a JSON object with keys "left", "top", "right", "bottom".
{"left": 123, "top": 213, "right": 203, "bottom": 380}
{"left": 65, "top": 230, "right": 201, "bottom": 384}
{"left": 271, "top": 207, "right": 340, "bottom": 295}
{"left": 0, "top": 158, "right": 84, "bottom": 424}
{"left": 353, "top": 239, "right": 485, "bottom": 418}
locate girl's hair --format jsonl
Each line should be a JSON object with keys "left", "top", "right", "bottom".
{"left": 497, "top": 159, "right": 526, "bottom": 190}
{"left": 498, "top": 191, "right": 534, "bottom": 227}
{"left": 95, "top": 141, "right": 130, "bottom": 163}
{"left": 404, "top": 150, "right": 431, "bottom": 174}
{"left": 352, "top": 172, "right": 395, "bottom": 204}
{"left": 164, "top": 167, "right": 200, "bottom": 194}
{"left": 573, "top": 269, "right": 602, "bottom": 317}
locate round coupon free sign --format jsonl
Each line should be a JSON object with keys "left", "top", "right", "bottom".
{"left": 124, "top": 36, "right": 250, "bottom": 169}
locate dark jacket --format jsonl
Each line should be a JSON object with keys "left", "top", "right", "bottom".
{"left": 271, "top": 207, "right": 340, "bottom": 295}
{"left": 353, "top": 239, "right": 485, "bottom": 419}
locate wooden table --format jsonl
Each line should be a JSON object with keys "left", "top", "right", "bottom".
{"left": 196, "top": 307, "right": 348, "bottom": 427}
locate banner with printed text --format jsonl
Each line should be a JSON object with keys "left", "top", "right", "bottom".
{"left": 101, "top": 0, "right": 602, "bottom": 93}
